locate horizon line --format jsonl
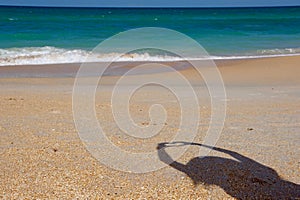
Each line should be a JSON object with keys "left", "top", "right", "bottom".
{"left": 0, "top": 4, "right": 300, "bottom": 9}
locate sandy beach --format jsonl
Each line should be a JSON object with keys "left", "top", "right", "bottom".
{"left": 0, "top": 56, "right": 300, "bottom": 199}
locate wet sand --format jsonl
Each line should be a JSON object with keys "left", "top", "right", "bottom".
{"left": 0, "top": 56, "right": 299, "bottom": 199}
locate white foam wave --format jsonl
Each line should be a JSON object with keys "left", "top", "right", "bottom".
{"left": 0, "top": 46, "right": 300, "bottom": 66}
{"left": 257, "top": 48, "right": 300, "bottom": 55}
{"left": 0, "top": 46, "right": 91, "bottom": 66}
{"left": 8, "top": 18, "right": 18, "bottom": 21}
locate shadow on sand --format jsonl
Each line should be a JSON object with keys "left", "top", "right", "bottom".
{"left": 157, "top": 142, "right": 300, "bottom": 199}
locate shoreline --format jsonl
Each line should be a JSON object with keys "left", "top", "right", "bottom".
{"left": 1, "top": 52, "right": 300, "bottom": 67}
{"left": 1, "top": 55, "right": 299, "bottom": 86}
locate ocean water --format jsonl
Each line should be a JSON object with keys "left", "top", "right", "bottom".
{"left": 0, "top": 6, "right": 300, "bottom": 65}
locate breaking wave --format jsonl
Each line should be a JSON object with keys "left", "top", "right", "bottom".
{"left": 1, "top": 46, "right": 300, "bottom": 66}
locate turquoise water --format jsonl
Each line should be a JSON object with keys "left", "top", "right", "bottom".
{"left": 0, "top": 6, "right": 300, "bottom": 65}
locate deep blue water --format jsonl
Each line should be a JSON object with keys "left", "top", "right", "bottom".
{"left": 0, "top": 6, "right": 300, "bottom": 65}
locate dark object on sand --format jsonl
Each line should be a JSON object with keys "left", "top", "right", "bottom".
{"left": 157, "top": 142, "right": 300, "bottom": 199}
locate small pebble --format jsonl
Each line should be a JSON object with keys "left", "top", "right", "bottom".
{"left": 50, "top": 110, "right": 61, "bottom": 114}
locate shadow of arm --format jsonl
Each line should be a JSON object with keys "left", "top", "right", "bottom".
{"left": 173, "top": 142, "right": 264, "bottom": 168}
{"left": 157, "top": 143, "right": 187, "bottom": 173}
{"left": 211, "top": 146, "right": 267, "bottom": 168}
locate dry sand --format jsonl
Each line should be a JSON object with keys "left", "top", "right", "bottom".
{"left": 0, "top": 56, "right": 299, "bottom": 199}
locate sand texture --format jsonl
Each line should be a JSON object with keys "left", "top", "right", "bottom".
{"left": 0, "top": 56, "right": 300, "bottom": 199}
